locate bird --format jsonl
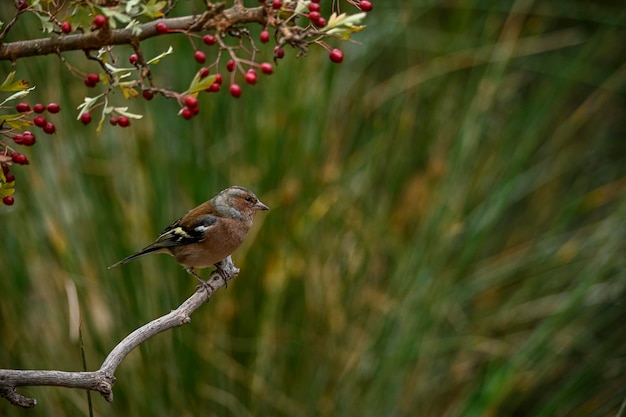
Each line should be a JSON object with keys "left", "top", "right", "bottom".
{"left": 109, "top": 186, "right": 269, "bottom": 287}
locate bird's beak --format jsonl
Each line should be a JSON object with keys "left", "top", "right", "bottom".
{"left": 255, "top": 200, "right": 269, "bottom": 211}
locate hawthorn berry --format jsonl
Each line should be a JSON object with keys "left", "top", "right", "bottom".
{"left": 245, "top": 69, "right": 257, "bottom": 85}
{"left": 16, "top": 102, "right": 30, "bottom": 112}
{"left": 214, "top": 73, "right": 223, "bottom": 84}
{"left": 194, "top": 50, "right": 206, "bottom": 64}
{"left": 85, "top": 73, "right": 100, "bottom": 87}
{"left": 203, "top": 34, "right": 217, "bottom": 45}
{"left": 2, "top": 196, "right": 14, "bottom": 206}
{"left": 184, "top": 96, "right": 199, "bottom": 108}
{"left": 11, "top": 152, "right": 29, "bottom": 165}
{"left": 260, "top": 30, "right": 270, "bottom": 43}
{"left": 329, "top": 48, "right": 344, "bottom": 63}
{"left": 199, "top": 67, "right": 210, "bottom": 78}
{"left": 129, "top": 54, "right": 139, "bottom": 65}
{"left": 229, "top": 84, "right": 242, "bottom": 98}
{"left": 33, "top": 115, "right": 47, "bottom": 127}
{"left": 17, "top": 0, "right": 28, "bottom": 11}
{"left": 308, "top": 11, "right": 321, "bottom": 22}
{"left": 181, "top": 107, "right": 194, "bottom": 120}
{"left": 33, "top": 103, "right": 45, "bottom": 113}
{"left": 43, "top": 123, "right": 55, "bottom": 134}
{"left": 5, "top": 172, "right": 15, "bottom": 183}
{"left": 93, "top": 14, "right": 107, "bottom": 29}
{"left": 260, "top": 62, "right": 273, "bottom": 74}
{"left": 118, "top": 116, "right": 130, "bottom": 127}
{"left": 22, "top": 131, "right": 36, "bottom": 145}
{"left": 226, "top": 60, "right": 236, "bottom": 72}
{"left": 80, "top": 112, "right": 92, "bottom": 125}
{"left": 110, "top": 117, "right": 118, "bottom": 126}
{"left": 271, "top": 0, "right": 282, "bottom": 9}
{"left": 142, "top": 90, "right": 154, "bottom": 100}
{"left": 359, "top": 0, "right": 373, "bottom": 11}
{"left": 1, "top": 164, "right": 8, "bottom": 175}
{"left": 274, "top": 46, "right": 285, "bottom": 59}
{"left": 47, "top": 103, "right": 60, "bottom": 113}
{"left": 316, "top": 17, "right": 326, "bottom": 27}
{"left": 311, "top": 0, "right": 320, "bottom": 3}
{"left": 13, "top": 134, "right": 24, "bottom": 144}
{"left": 308, "top": 3, "right": 320, "bottom": 12}
{"left": 61, "top": 21, "right": 72, "bottom": 33}
{"left": 155, "top": 22, "right": 169, "bottom": 33}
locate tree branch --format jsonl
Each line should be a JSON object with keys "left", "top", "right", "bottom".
{"left": 0, "top": 4, "right": 265, "bottom": 62}
{"left": 0, "top": 256, "right": 240, "bottom": 408}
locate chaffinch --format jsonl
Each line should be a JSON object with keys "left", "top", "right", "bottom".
{"left": 109, "top": 186, "right": 269, "bottom": 284}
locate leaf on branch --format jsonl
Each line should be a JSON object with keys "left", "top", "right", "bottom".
{"left": 322, "top": 12, "right": 367, "bottom": 39}
{"left": 76, "top": 94, "right": 104, "bottom": 118}
{"left": 186, "top": 72, "right": 217, "bottom": 94}
{"left": 142, "top": 0, "right": 167, "bottom": 19}
{"left": 0, "top": 169, "right": 16, "bottom": 197}
{"left": 100, "top": 7, "right": 133, "bottom": 29}
{"left": 146, "top": 46, "right": 174, "bottom": 65}
{"left": 118, "top": 82, "right": 140, "bottom": 99}
{"left": 0, "top": 72, "right": 30, "bottom": 93}
{"left": 0, "top": 114, "right": 32, "bottom": 129}
{"left": 110, "top": 107, "right": 143, "bottom": 120}
{"left": 35, "top": 13, "right": 56, "bottom": 34}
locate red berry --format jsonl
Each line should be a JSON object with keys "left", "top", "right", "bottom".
{"left": 33, "top": 103, "right": 45, "bottom": 113}
{"left": 22, "top": 131, "right": 35, "bottom": 145}
{"left": 155, "top": 22, "right": 168, "bottom": 33}
{"left": 245, "top": 69, "right": 257, "bottom": 85}
{"left": 203, "top": 34, "right": 217, "bottom": 45}
{"left": 1, "top": 164, "right": 8, "bottom": 175}
{"left": 311, "top": 0, "right": 320, "bottom": 3}
{"left": 80, "top": 112, "right": 92, "bottom": 125}
{"left": 16, "top": 102, "right": 30, "bottom": 112}
{"left": 206, "top": 82, "right": 220, "bottom": 93}
{"left": 359, "top": 0, "right": 373, "bottom": 11}
{"left": 260, "top": 62, "right": 273, "bottom": 74}
{"left": 93, "top": 14, "right": 107, "bottom": 29}
{"left": 274, "top": 46, "right": 285, "bottom": 59}
{"left": 61, "top": 21, "right": 72, "bottom": 33}
{"left": 11, "top": 152, "right": 28, "bottom": 165}
{"left": 13, "top": 134, "right": 24, "bottom": 144}
{"left": 2, "top": 196, "right": 14, "bottom": 206}
{"left": 329, "top": 48, "right": 344, "bottom": 63}
{"left": 129, "top": 53, "right": 139, "bottom": 64}
{"left": 181, "top": 107, "right": 194, "bottom": 119}
{"left": 142, "top": 90, "right": 154, "bottom": 100}
{"left": 271, "top": 0, "right": 282, "bottom": 9}
{"left": 87, "top": 73, "right": 100, "bottom": 84}
{"left": 17, "top": 0, "right": 28, "bottom": 11}
{"left": 194, "top": 50, "right": 206, "bottom": 64}
{"left": 110, "top": 117, "right": 118, "bottom": 126}
{"left": 308, "top": 3, "right": 320, "bottom": 12}
{"left": 199, "top": 67, "right": 210, "bottom": 78}
{"left": 260, "top": 30, "right": 270, "bottom": 43}
{"left": 229, "top": 84, "right": 242, "bottom": 98}
{"left": 184, "top": 96, "right": 199, "bottom": 108}
{"left": 117, "top": 116, "right": 130, "bottom": 127}
{"left": 5, "top": 172, "right": 15, "bottom": 182}
{"left": 46, "top": 103, "right": 60, "bottom": 113}
{"left": 226, "top": 59, "right": 236, "bottom": 72}
{"left": 214, "top": 73, "right": 223, "bottom": 84}
{"left": 315, "top": 17, "right": 326, "bottom": 27}
{"left": 33, "top": 115, "right": 47, "bottom": 127}
{"left": 43, "top": 123, "right": 55, "bottom": 134}
{"left": 308, "top": 11, "right": 321, "bottom": 22}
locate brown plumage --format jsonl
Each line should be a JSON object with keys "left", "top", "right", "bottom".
{"left": 109, "top": 186, "right": 269, "bottom": 283}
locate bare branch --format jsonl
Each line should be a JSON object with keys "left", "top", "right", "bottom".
{"left": 0, "top": 256, "right": 240, "bottom": 408}
{"left": 0, "top": 4, "right": 265, "bottom": 62}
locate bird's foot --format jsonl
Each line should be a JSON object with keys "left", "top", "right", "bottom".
{"left": 213, "top": 256, "right": 240, "bottom": 289}
{"left": 186, "top": 267, "right": 215, "bottom": 293}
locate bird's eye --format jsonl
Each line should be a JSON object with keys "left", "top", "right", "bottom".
{"left": 244, "top": 196, "right": 254, "bottom": 203}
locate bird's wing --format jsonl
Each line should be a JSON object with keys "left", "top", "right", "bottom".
{"left": 154, "top": 214, "right": 218, "bottom": 247}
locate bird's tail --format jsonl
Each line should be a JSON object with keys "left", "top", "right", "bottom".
{"left": 108, "top": 245, "right": 164, "bottom": 269}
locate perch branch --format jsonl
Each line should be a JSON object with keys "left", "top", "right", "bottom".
{"left": 0, "top": 4, "right": 265, "bottom": 62}
{"left": 0, "top": 256, "right": 240, "bottom": 408}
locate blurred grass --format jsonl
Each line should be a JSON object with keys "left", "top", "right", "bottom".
{"left": 1, "top": 1, "right": 625, "bottom": 416}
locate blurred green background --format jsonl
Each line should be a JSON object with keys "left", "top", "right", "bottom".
{"left": 1, "top": 1, "right": 625, "bottom": 416}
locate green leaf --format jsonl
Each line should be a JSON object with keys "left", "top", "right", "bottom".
{"left": 111, "top": 107, "right": 143, "bottom": 119}
{"left": 146, "top": 46, "right": 174, "bottom": 65}
{"left": 141, "top": 0, "right": 167, "bottom": 19}
{"left": 322, "top": 12, "right": 367, "bottom": 38}
{"left": 0, "top": 113, "right": 32, "bottom": 129}
{"left": 0, "top": 72, "right": 31, "bottom": 93}
{"left": 76, "top": 94, "right": 104, "bottom": 118}
{"left": 186, "top": 72, "right": 217, "bottom": 94}
{"left": 36, "top": 13, "right": 56, "bottom": 33}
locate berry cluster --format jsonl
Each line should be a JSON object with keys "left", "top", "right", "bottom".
{"left": 1, "top": 101, "right": 61, "bottom": 205}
